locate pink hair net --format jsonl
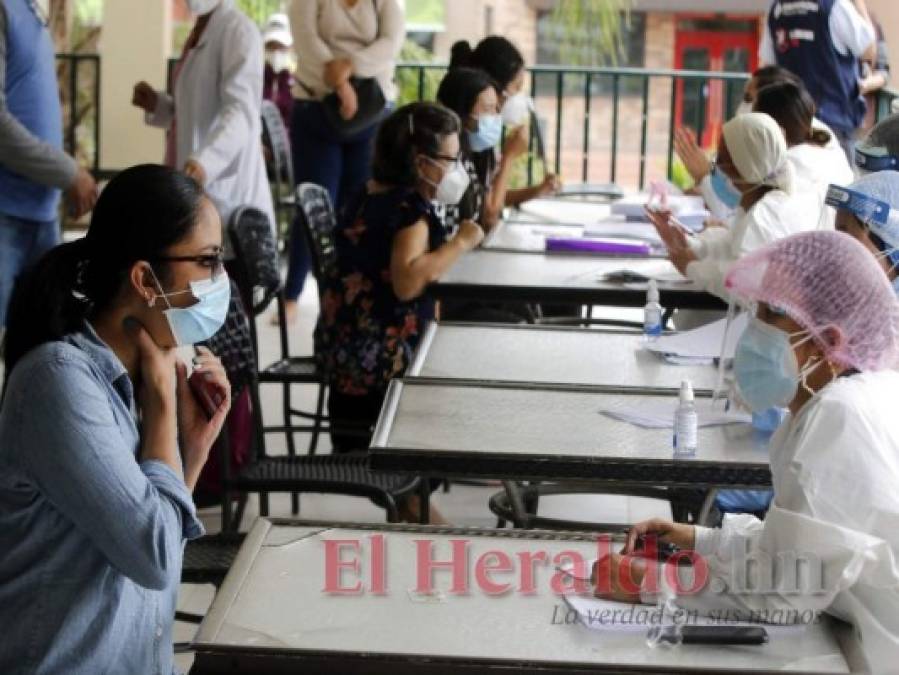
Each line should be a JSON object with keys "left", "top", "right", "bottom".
{"left": 725, "top": 231, "right": 899, "bottom": 371}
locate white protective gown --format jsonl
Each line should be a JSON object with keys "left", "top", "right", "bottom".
{"left": 685, "top": 185, "right": 827, "bottom": 301}
{"left": 787, "top": 140, "right": 854, "bottom": 230}
{"left": 643, "top": 370, "right": 899, "bottom": 672}
{"left": 698, "top": 117, "right": 848, "bottom": 222}
{"left": 145, "top": 0, "right": 275, "bottom": 238}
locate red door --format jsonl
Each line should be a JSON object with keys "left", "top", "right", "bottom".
{"left": 674, "top": 16, "right": 760, "bottom": 148}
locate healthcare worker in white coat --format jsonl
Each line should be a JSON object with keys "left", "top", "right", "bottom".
{"left": 676, "top": 65, "right": 843, "bottom": 223}
{"left": 649, "top": 113, "right": 826, "bottom": 303}
{"left": 752, "top": 81, "right": 853, "bottom": 231}
{"left": 131, "top": 0, "right": 275, "bottom": 237}
{"left": 593, "top": 230, "right": 899, "bottom": 672}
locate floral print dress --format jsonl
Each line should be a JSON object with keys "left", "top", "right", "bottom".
{"left": 315, "top": 186, "right": 446, "bottom": 397}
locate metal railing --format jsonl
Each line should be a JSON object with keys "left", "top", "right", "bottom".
{"left": 57, "top": 55, "right": 899, "bottom": 186}
{"left": 397, "top": 62, "right": 899, "bottom": 190}
{"left": 54, "top": 53, "right": 101, "bottom": 175}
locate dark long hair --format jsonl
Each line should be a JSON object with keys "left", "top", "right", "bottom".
{"left": 755, "top": 81, "right": 830, "bottom": 147}
{"left": 751, "top": 65, "right": 802, "bottom": 91}
{"left": 450, "top": 36, "right": 524, "bottom": 92}
{"left": 436, "top": 67, "right": 496, "bottom": 152}
{"left": 371, "top": 102, "right": 460, "bottom": 187}
{"left": 2, "top": 164, "right": 205, "bottom": 378}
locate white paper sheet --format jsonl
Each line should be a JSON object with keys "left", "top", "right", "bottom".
{"left": 598, "top": 399, "right": 751, "bottom": 429}
{"left": 611, "top": 194, "right": 707, "bottom": 219}
{"left": 583, "top": 221, "right": 664, "bottom": 246}
{"left": 644, "top": 314, "right": 748, "bottom": 361}
{"left": 519, "top": 199, "right": 613, "bottom": 225}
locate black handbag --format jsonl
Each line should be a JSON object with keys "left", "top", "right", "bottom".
{"left": 321, "top": 74, "right": 387, "bottom": 138}
{"left": 319, "top": 0, "right": 387, "bottom": 138}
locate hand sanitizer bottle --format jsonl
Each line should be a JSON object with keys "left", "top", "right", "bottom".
{"left": 673, "top": 380, "right": 698, "bottom": 457}
{"left": 643, "top": 279, "right": 663, "bottom": 341}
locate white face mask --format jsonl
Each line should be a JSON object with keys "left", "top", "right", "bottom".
{"left": 266, "top": 50, "right": 292, "bottom": 73}
{"left": 501, "top": 92, "right": 532, "bottom": 127}
{"left": 422, "top": 156, "right": 470, "bottom": 206}
{"left": 186, "top": 0, "right": 220, "bottom": 15}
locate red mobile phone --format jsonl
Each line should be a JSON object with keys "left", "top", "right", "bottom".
{"left": 188, "top": 368, "right": 223, "bottom": 419}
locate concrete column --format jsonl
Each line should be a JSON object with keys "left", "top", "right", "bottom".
{"left": 98, "top": 0, "right": 172, "bottom": 171}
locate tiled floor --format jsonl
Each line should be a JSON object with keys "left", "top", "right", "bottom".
{"left": 172, "top": 278, "right": 670, "bottom": 671}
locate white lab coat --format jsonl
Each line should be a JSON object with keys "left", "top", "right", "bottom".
{"left": 685, "top": 186, "right": 826, "bottom": 301}
{"left": 146, "top": 0, "right": 275, "bottom": 237}
{"left": 787, "top": 140, "right": 854, "bottom": 231}
{"left": 697, "top": 117, "right": 847, "bottom": 222}
{"left": 644, "top": 370, "right": 899, "bottom": 672}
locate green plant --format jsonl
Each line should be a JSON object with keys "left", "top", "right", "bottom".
{"left": 235, "top": 0, "right": 283, "bottom": 26}
{"left": 395, "top": 40, "right": 444, "bottom": 106}
{"left": 546, "top": 0, "right": 633, "bottom": 68}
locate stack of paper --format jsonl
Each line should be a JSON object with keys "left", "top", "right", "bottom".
{"left": 643, "top": 314, "right": 748, "bottom": 363}
{"left": 583, "top": 220, "right": 663, "bottom": 246}
{"left": 518, "top": 199, "right": 612, "bottom": 225}
{"left": 611, "top": 194, "right": 707, "bottom": 220}
{"left": 598, "top": 399, "right": 751, "bottom": 429}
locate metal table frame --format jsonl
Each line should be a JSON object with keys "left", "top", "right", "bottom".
{"left": 370, "top": 378, "right": 770, "bottom": 490}
{"left": 370, "top": 378, "right": 770, "bottom": 524}
{"left": 430, "top": 247, "right": 725, "bottom": 310}
{"left": 189, "top": 518, "right": 865, "bottom": 675}
{"left": 407, "top": 321, "right": 720, "bottom": 395}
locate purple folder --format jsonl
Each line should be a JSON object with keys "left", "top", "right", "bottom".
{"left": 545, "top": 237, "right": 651, "bottom": 256}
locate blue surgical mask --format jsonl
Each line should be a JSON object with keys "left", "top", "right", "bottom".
{"left": 892, "top": 276, "right": 899, "bottom": 297}
{"left": 733, "top": 318, "right": 821, "bottom": 412}
{"left": 468, "top": 114, "right": 503, "bottom": 152}
{"left": 710, "top": 166, "right": 741, "bottom": 210}
{"left": 149, "top": 269, "right": 231, "bottom": 346}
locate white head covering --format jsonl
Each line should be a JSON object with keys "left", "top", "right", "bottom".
{"left": 262, "top": 13, "right": 293, "bottom": 48}
{"left": 722, "top": 112, "right": 794, "bottom": 194}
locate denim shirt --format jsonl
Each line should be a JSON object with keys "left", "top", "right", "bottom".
{"left": 0, "top": 323, "right": 204, "bottom": 674}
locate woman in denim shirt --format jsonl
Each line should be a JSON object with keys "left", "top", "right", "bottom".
{"left": 0, "top": 165, "right": 231, "bottom": 674}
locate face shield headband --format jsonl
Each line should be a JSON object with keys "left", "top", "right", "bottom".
{"left": 826, "top": 185, "right": 899, "bottom": 267}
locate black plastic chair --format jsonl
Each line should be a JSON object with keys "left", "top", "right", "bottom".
{"left": 221, "top": 206, "right": 420, "bottom": 531}
{"left": 260, "top": 100, "right": 295, "bottom": 250}
{"left": 228, "top": 204, "right": 327, "bottom": 466}
{"left": 489, "top": 481, "right": 674, "bottom": 531}
{"left": 490, "top": 481, "right": 709, "bottom": 530}
{"left": 181, "top": 531, "right": 247, "bottom": 590}
{"left": 176, "top": 531, "right": 248, "bottom": 652}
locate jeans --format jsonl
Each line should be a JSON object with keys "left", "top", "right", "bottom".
{"left": 0, "top": 212, "right": 59, "bottom": 327}
{"left": 284, "top": 99, "right": 381, "bottom": 300}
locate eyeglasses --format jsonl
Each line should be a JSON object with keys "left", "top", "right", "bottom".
{"left": 154, "top": 251, "right": 225, "bottom": 281}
